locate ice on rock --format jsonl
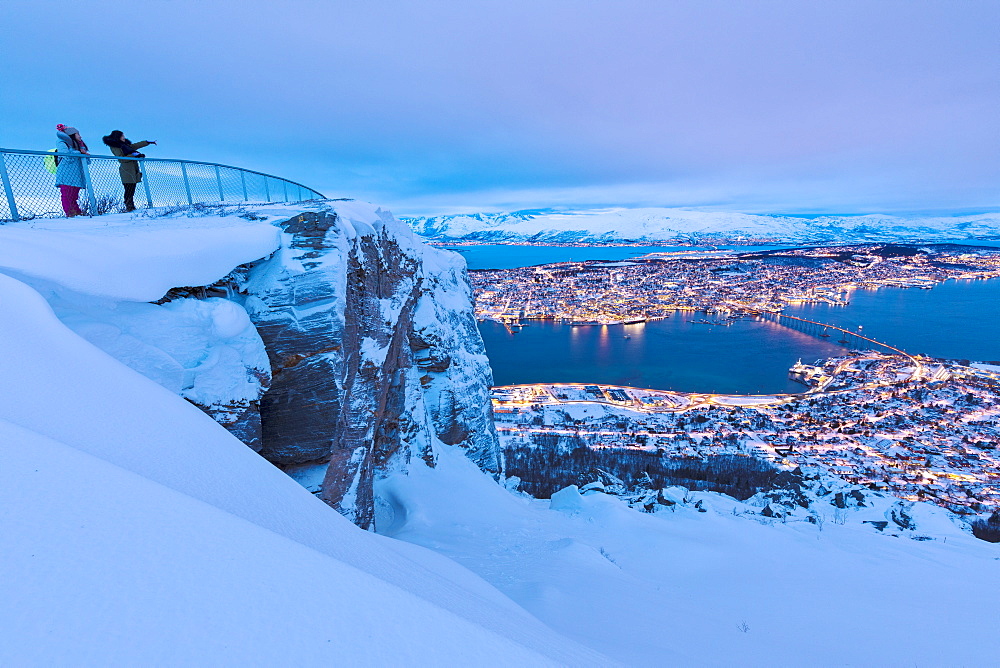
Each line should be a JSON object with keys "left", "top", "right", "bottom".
{"left": 550, "top": 485, "right": 585, "bottom": 513}
{"left": 206, "top": 297, "right": 256, "bottom": 338}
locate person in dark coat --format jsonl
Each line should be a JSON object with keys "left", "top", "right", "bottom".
{"left": 102, "top": 130, "right": 157, "bottom": 212}
{"left": 54, "top": 124, "right": 90, "bottom": 216}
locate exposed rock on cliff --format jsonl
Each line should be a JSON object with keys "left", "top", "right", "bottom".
{"left": 1, "top": 202, "right": 501, "bottom": 530}
{"left": 241, "top": 203, "right": 501, "bottom": 528}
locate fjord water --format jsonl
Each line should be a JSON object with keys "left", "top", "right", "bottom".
{"left": 452, "top": 240, "right": 1000, "bottom": 270}
{"left": 447, "top": 244, "right": 785, "bottom": 270}
{"left": 478, "top": 278, "right": 1000, "bottom": 394}
{"left": 479, "top": 318, "right": 848, "bottom": 394}
{"left": 782, "top": 278, "right": 1000, "bottom": 361}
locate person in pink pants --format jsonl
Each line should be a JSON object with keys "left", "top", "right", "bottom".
{"left": 54, "top": 124, "right": 90, "bottom": 217}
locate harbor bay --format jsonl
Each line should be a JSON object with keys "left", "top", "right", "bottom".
{"left": 479, "top": 276, "right": 1000, "bottom": 394}
{"left": 443, "top": 243, "right": 787, "bottom": 270}
{"left": 477, "top": 249, "right": 1000, "bottom": 520}
{"left": 474, "top": 243, "right": 1000, "bottom": 394}
{"left": 479, "top": 317, "right": 849, "bottom": 394}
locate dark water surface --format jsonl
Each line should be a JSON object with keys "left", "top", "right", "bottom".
{"left": 480, "top": 318, "right": 847, "bottom": 395}
{"left": 449, "top": 244, "right": 786, "bottom": 270}
{"left": 782, "top": 279, "right": 1000, "bottom": 361}
{"left": 449, "top": 240, "right": 1000, "bottom": 271}
{"left": 479, "top": 278, "right": 1000, "bottom": 394}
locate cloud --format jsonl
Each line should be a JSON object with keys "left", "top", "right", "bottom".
{"left": 2, "top": 0, "right": 997, "bottom": 214}
{"left": 384, "top": 170, "right": 1000, "bottom": 218}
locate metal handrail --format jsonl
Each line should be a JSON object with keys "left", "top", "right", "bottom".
{"left": 0, "top": 146, "right": 326, "bottom": 222}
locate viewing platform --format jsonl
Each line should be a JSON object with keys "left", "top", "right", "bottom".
{"left": 1, "top": 147, "right": 325, "bottom": 222}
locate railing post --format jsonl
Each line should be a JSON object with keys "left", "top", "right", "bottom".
{"left": 0, "top": 153, "right": 20, "bottom": 222}
{"left": 282, "top": 180, "right": 288, "bottom": 202}
{"left": 264, "top": 177, "right": 270, "bottom": 202}
{"left": 141, "top": 159, "right": 153, "bottom": 208}
{"left": 240, "top": 170, "right": 248, "bottom": 201}
{"left": 215, "top": 165, "right": 225, "bottom": 202}
{"left": 80, "top": 156, "right": 98, "bottom": 216}
{"left": 181, "top": 162, "right": 193, "bottom": 205}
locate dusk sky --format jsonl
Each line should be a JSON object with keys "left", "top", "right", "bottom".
{"left": 3, "top": 0, "right": 998, "bottom": 215}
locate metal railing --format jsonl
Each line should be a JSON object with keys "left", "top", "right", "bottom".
{"left": 0, "top": 147, "right": 326, "bottom": 222}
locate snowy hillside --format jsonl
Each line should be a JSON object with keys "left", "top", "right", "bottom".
{"left": 3, "top": 203, "right": 998, "bottom": 665}
{"left": 404, "top": 207, "right": 1000, "bottom": 244}
{"left": 382, "top": 447, "right": 1000, "bottom": 666}
{"left": 0, "top": 203, "right": 502, "bottom": 527}
{"left": 0, "top": 211, "right": 604, "bottom": 665}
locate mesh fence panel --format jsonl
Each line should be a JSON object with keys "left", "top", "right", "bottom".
{"left": 1, "top": 149, "right": 323, "bottom": 222}
{"left": 86, "top": 158, "right": 127, "bottom": 214}
{"left": 220, "top": 166, "right": 244, "bottom": 202}
{"left": 144, "top": 161, "right": 189, "bottom": 207}
{"left": 3, "top": 152, "right": 63, "bottom": 219}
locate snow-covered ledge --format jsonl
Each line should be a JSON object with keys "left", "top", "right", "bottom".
{"left": 0, "top": 257, "right": 604, "bottom": 666}
{"left": 0, "top": 202, "right": 503, "bottom": 529}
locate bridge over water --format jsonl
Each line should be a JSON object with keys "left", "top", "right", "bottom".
{"left": 751, "top": 309, "right": 917, "bottom": 362}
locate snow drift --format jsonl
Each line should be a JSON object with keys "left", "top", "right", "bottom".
{"left": 0, "top": 219, "right": 604, "bottom": 665}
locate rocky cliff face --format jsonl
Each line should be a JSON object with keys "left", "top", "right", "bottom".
{"left": 50, "top": 201, "right": 501, "bottom": 530}
{"left": 235, "top": 203, "right": 500, "bottom": 528}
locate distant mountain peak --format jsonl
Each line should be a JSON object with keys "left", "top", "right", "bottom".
{"left": 402, "top": 207, "right": 1000, "bottom": 244}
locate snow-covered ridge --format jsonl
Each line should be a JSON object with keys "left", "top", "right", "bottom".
{"left": 0, "top": 203, "right": 503, "bottom": 527}
{"left": 0, "top": 205, "right": 606, "bottom": 664}
{"left": 0, "top": 214, "right": 283, "bottom": 301}
{"left": 382, "top": 441, "right": 1000, "bottom": 666}
{"left": 0, "top": 270, "right": 603, "bottom": 664}
{"left": 404, "top": 207, "right": 1000, "bottom": 243}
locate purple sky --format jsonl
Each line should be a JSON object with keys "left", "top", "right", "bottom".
{"left": 3, "top": 0, "right": 998, "bottom": 215}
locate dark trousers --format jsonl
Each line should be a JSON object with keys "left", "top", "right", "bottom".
{"left": 123, "top": 182, "right": 137, "bottom": 211}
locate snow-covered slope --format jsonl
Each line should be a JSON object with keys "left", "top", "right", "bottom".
{"left": 404, "top": 207, "right": 1000, "bottom": 244}
{"left": 381, "top": 446, "right": 1000, "bottom": 666}
{"left": 0, "top": 240, "right": 604, "bottom": 665}
{"left": 5, "top": 203, "right": 997, "bottom": 665}
{"left": 0, "top": 203, "right": 503, "bottom": 527}
{"left": 0, "top": 214, "right": 282, "bottom": 300}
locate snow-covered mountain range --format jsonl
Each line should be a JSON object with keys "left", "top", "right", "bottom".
{"left": 404, "top": 207, "right": 1000, "bottom": 244}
